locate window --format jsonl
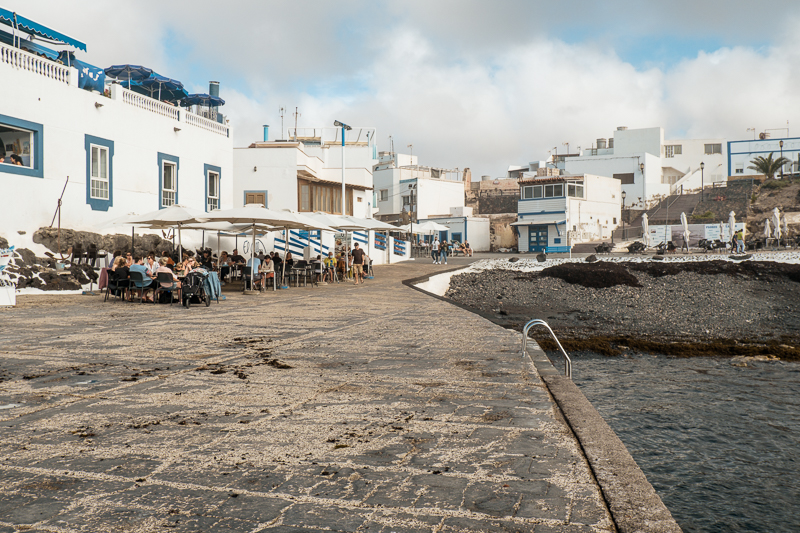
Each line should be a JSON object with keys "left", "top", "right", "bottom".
{"left": 380, "top": 189, "right": 388, "bottom": 201}
{"left": 613, "top": 173, "right": 635, "bottom": 184}
{"left": 533, "top": 185, "right": 543, "bottom": 198}
{"left": 85, "top": 135, "right": 114, "bottom": 211}
{"left": 522, "top": 186, "right": 533, "bottom": 199}
{"left": 543, "top": 184, "right": 563, "bottom": 197}
{"left": 245, "top": 192, "right": 266, "bottom": 206}
{"left": 298, "top": 179, "right": 352, "bottom": 214}
{"left": 207, "top": 171, "right": 219, "bottom": 211}
{"left": 664, "top": 145, "right": 682, "bottom": 158}
{"left": 90, "top": 145, "right": 109, "bottom": 200}
{"left": 735, "top": 163, "right": 744, "bottom": 175}
{"left": 705, "top": 143, "right": 722, "bottom": 155}
{"left": 567, "top": 183, "right": 584, "bottom": 198}
{"left": 162, "top": 162, "right": 176, "bottom": 207}
{"left": 158, "top": 153, "right": 179, "bottom": 209}
{"left": 0, "top": 124, "right": 33, "bottom": 168}
{"left": 402, "top": 195, "right": 411, "bottom": 206}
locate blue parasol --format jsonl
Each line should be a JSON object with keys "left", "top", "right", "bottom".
{"left": 180, "top": 93, "right": 225, "bottom": 107}
{"left": 140, "top": 74, "right": 187, "bottom": 103}
{"left": 104, "top": 64, "right": 153, "bottom": 89}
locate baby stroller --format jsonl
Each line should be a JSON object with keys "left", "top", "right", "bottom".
{"left": 181, "top": 270, "right": 211, "bottom": 308}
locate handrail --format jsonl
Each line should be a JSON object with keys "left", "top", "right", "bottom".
{"left": 0, "top": 42, "right": 70, "bottom": 85}
{"left": 522, "top": 319, "right": 572, "bottom": 378}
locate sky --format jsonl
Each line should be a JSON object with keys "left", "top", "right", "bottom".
{"left": 6, "top": 0, "right": 800, "bottom": 179}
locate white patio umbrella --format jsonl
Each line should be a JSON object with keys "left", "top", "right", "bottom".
{"left": 182, "top": 221, "right": 277, "bottom": 267}
{"left": 204, "top": 205, "right": 333, "bottom": 283}
{"left": 415, "top": 221, "right": 451, "bottom": 235}
{"left": 680, "top": 212, "right": 690, "bottom": 248}
{"left": 764, "top": 219, "right": 771, "bottom": 240}
{"left": 123, "top": 205, "right": 208, "bottom": 259}
{"left": 773, "top": 208, "right": 782, "bottom": 241}
{"left": 781, "top": 213, "right": 789, "bottom": 238}
{"left": 728, "top": 211, "right": 737, "bottom": 242}
{"left": 641, "top": 213, "right": 650, "bottom": 247}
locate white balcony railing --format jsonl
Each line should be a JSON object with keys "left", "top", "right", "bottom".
{"left": 0, "top": 42, "right": 70, "bottom": 85}
{"left": 120, "top": 87, "right": 180, "bottom": 120}
{"left": 184, "top": 110, "right": 229, "bottom": 137}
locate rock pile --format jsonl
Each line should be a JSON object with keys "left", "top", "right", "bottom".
{"left": 2, "top": 249, "right": 98, "bottom": 291}
{"left": 32, "top": 227, "right": 171, "bottom": 257}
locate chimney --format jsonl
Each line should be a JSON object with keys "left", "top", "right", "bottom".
{"left": 263, "top": 125, "right": 269, "bottom": 142}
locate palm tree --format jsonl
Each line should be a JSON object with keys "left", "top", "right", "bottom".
{"left": 748, "top": 152, "right": 791, "bottom": 179}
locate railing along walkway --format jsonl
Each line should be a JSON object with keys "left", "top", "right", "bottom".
{"left": 0, "top": 42, "right": 70, "bottom": 85}
{"left": 522, "top": 319, "right": 572, "bottom": 378}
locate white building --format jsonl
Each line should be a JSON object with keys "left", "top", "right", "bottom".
{"left": 514, "top": 174, "right": 620, "bottom": 253}
{"left": 233, "top": 126, "right": 376, "bottom": 217}
{"left": 558, "top": 127, "right": 726, "bottom": 209}
{"left": 0, "top": 23, "right": 233, "bottom": 240}
{"left": 424, "top": 207, "right": 491, "bottom": 252}
{"left": 728, "top": 136, "right": 800, "bottom": 178}
{"left": 373, "top": 151, "right": 464, "bottom": 223}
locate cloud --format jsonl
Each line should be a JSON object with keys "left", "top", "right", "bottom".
{"left": 7, "top": 0, "right": 800, "bottom": 178}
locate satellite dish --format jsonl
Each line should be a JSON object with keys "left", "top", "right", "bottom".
{"left": 759, "top": 132, "right": 768, "bottom": 140}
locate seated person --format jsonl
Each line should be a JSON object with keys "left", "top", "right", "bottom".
{"left": 174, "top": 261, "right": 186, "bottom": 277}
{"left": 7, "top": 154, "right": 23, "bottom": 166}
{"left": 199, "top": 249, "right": 214, "bottom": 270}
{"left": 109, "top": 250, "right": 123, "bottom": 270}
{"left": 323, "top": 252, "right": 336, "bottom": 282}
{"left": 160, "top": 250, "right": 175, "bottom": 268}
{"left": 124, "top": 252, "right": 134, "bottom": 267}
{"left": 246, "top": 255, "right": 262, "bottom": 289}
{"left": 230, "top": 248, "right": 245, "bottom": 264}
{"left": 129, "top": 255, "right": 155, "bottom": 302}
{"left": 271, "top": 252, "right": 283, "bottom": 274}
{"left": 111, "top": 256, "right": 130, "bottom": 297}
{"left": 218, "top": 251, "right": 232, "bottom": 281}
{"left": 312, "top": 254, "right": 324, "bottom": 282}
{"left": 259, "top": 253, "right": 275, "bottom": 286}
{"left": 336, "top": 252, "right": 348, "bottom": 279}
{"left": 285, "top": 251, "right": 295, "bottom": 270}
{"left": 184, "top": 256, "right": 199, "bottom": 273}
{"left": 154, "top": 257, "right": 182, "bottom": 293}
{"left": 463, "top": 240, "right": 473, "bottom": 257}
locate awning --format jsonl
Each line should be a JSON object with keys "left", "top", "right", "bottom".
{"left": 0, "top": 8, "right": 87, "bottom": 51}
{"left": 0, "top": 26, "right": 58, "bottom": 59}
{"left": 510, "top": 219, "right": 566, "bottom": 226}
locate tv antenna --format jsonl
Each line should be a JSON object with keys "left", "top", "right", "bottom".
{"left": 292, "top": 107, "right": 301, "bottom": 140}
{"left": 279, "top": 106, "right": 286, "bottom": 140}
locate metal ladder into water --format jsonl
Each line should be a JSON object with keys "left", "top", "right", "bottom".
{"left": 521, "top": 319, "right": 572, "bottom": 379}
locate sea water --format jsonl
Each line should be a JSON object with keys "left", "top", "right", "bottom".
{"left": 565, "top": 353, "right": 800, "bottom": 533}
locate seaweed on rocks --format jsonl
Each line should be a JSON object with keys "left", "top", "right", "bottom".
{"left": 538, "top": 262, "right": 642, "bottom": 289}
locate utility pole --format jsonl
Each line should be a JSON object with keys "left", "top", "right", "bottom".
{"left": 279, "top": 106, "right": 286, "bottom": 140}
{"left": 293, "top": 107, "right": 300, "bottom": 140}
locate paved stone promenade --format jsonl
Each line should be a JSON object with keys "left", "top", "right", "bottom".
{"left": 0, "top": 256, "right": 614, "bottom": 532}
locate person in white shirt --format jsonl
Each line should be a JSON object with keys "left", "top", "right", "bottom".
{"left": 431, "top": 237, "right": 440, "bottom": 264}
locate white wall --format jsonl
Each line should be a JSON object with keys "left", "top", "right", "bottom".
{"left": 728, "top": 138, "right": 800, "bottom": 177}
{"left": 663, "top": 138, "right": 727, "bottom": 187}
{"left": 0, "top": 48, "right": 233, "bottom": 241}
{"left": 612, "top": 126, "right": 663, "bottom": 156}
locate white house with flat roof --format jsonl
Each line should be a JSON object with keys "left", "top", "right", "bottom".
{"left": 556, "top": 126, "right": 726, "bottom": 210}
{"left": 514, "top": 174, "right": 620, "bottom": 253}
{"left": 0, "top": 13, "right": 233, "bottom": 241}
{"left": 373, "top": 151, "right": 465, "bottom": 224}
{"left": 728, "top": 136, "right": 800, "bottom": 178}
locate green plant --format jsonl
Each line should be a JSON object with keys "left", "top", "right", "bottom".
{"left": 762, "top": 179, "right": 789, "bottom": 190}
{"left": 749, "top": 153, "right": 791, "bottom": 179}
{"left": 751, "top": 193, "right": 758, "bottom": 203}
{"left": 693, "top": 211, "right": 715, "bottom": 220}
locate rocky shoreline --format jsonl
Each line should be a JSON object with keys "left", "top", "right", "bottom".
{"left": 445, "top": 259, "right": 800, "bottom": 361}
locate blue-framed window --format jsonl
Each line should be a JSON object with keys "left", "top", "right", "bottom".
{"left": 158, "top": 152, "right": 179, "bottom": 209}
{"left": 0, "top": 113, "right": 43, "bottom": 178}
{"left": 204, "top": 163, "right": 221, "bottom": 212}
{"left": 84, "top": 135, "right": 114, "bottom": 211}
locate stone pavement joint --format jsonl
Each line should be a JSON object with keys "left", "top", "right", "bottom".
{"left": 0, "top": 255, "right": 670, "bottom": 532}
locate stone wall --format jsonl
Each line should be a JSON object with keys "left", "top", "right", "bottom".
{"left": 466, "top": 190, "right": 519, "bottom": 215}
{"left": 691, "top": 179, "right": 753, "bottom": 223}
{"left": 32, "top": 227, "right": 172, "bottom": 257}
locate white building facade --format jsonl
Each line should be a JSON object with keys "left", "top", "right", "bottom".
{"left": 559, "top": 127, "right": 726, "bottom": 209}
{"left": 728, "top": 136, "right": 800, "bottom": 178}
{"left": 373, "top": 151, "right": 464, "bottom": 223}
{"left": 0, "top": 42, "right": 233, "bottom": 239}
{"left": 514, "top": 174, "right": 620, "bottom": 253}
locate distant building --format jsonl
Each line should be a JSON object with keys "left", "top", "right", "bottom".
{"left": 559, "top": 126, "right": 727, "bottom": 209}
{"left": 372, "top": 151, "right": 465, "bottom": 224}
{"left": 233, "top": 126, "right": 377, "bottom": 218}
{"left": 0, "top": 13, "right": 233, "bottom": 237}
{"left": 514, "top": 174, "right": 620, "bottom": 253}
{"left": 425, "top": 207, "right": 491, "bottom": 252}
{"left": 728, "top": 136, "right": 800, "bottom": 178}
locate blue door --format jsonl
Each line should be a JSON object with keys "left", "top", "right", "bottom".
{"left": 529, "top": 225, "right": 548, "bottom": 252}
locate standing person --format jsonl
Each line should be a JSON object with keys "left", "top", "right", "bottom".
{"left": 736, "top": 229, "right": 745, "bottom": 254}
{"left": 351, "top": 242, "right": 366, "bottom": 284}
{"left": 431, "top": 237, "right": 440, "bottom": 264}
{"left": 439, "top": 239, "right": 449, "bottom": 265}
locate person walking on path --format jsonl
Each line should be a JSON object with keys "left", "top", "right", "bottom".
{"left": 439, "top": 239, "right": 449, "bottom": 265}
{"left": 734, "top": 229, "right": 745, "bottom": 254}
{"left": 431, "top": 237, "right": 440, "bottom": 264}
{"left": 351, "top": 242, "right": 366, "bottom": 284}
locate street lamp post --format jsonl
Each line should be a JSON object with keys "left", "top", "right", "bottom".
{"left": 700, "top": 161, "right": 705, "bottom": 201}
{"left": 621, "top": 191, "right": 627, "bottom": 240}
{"left": 409, "top": 183, "right": 416, "bottom": 257}
{"left": 334, "top": 120, "right": 352, "bottom": 218}
{"left": 780, "top": 140, "right": 784, "bottom": 179}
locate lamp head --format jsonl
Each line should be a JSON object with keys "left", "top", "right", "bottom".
{"left": 333, "top": 120, "right": 352, "bottom": 130}
{"left": 780, "top": 140, "right": 784, "bottom": 148}
{"left": 621, "top": 191, "right": 626, "bottom": 199}
{"left": 701, "top": 162, "right": 705, "bottom": 169}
